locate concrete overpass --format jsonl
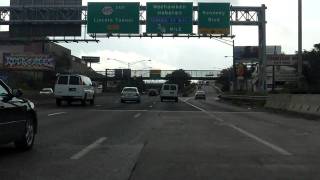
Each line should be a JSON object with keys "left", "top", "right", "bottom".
{"left": 102, "top": 69, "right": 221, "bottom": 81}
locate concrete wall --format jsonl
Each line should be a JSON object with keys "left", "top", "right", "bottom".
{"left": 265, "top": 94, "right": 320, "bottom": 116}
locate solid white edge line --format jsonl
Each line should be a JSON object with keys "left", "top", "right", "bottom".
{"left": 70, "top": 137, "right": 107, "bottom": 160}
{"left": 229, "top": 124, "right": 292, "bottom": 156}
{"left": 134, "top": 113, "right": 142, "bottom": 119}
{"left": 182, "top": 99, "right": 292, "bottom": 156}
{"left": 48, "top": 112, "right": 67, "bottom": 116}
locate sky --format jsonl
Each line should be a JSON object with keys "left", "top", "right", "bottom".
{"left": 0, "top": 0, "right": 319, "bottom": 71}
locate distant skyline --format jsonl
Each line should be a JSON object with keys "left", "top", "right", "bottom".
{"left": 0, "top": 0, "right": 319, "bottom": 71}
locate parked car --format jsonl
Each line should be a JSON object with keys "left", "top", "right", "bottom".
{"left": 195, "top": 90, "right": 206, "bottom": 100}
{"left": 160, "top": 84, "right": 178, "bottom": 102}
{"left": 0, "top": 79, "right": 38, "bottom": 151}
{"left": 54, "top": 74, "right": 95, "bottom": 106}
{"left": 39, "top": 88, "right": 54, "bottom": 95}
{"left": 148, "top": 89, "right": 159, "bottom": 96}
{"left": 121, "top": 87, "right": 141, "bottom": 103}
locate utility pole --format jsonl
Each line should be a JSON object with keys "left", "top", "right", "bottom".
{"left": 298, "top": 0, "right": 303, "bottom": 86}
{"left": 232, "top": 40, "right": 237, "bottom": 91}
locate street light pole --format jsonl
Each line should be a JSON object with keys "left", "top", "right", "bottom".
{"left": 298, "top": 0, "right": 303, "bottom": 86}
{"left": 232, "top": 40, "right": 236, "bottom": 92}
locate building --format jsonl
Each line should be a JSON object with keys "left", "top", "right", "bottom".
{"left": 0, "top": 40, "right": 94, "bottom": 89}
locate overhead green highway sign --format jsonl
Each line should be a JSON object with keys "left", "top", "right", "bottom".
{"left": 146, "top": 2, "right": 193, "bottom": 34}
{"left": 198, "top": 3, "right": 230, "bottom": 35}
{"left": 150, "top": 70, "right": 161, "bottom": 79}
{"left": 87, "top": 2, "right": 140, "bottom": 34}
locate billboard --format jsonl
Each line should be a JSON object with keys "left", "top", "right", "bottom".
{"left": 87, "top": 2, "right": 140, "bottom": 34}
{"left": 3, "top": 54, "right": 55, "bottom": 71}
{"left": 267, "top": 55, "right": 297, "bottom": 66}
{"left": 234, "top": 46, "right": 259, "bottom": 62}
{"left": 114, "top": 69, "right": 131, "bottom": 79}
{"left": 10, "top": 0, "right": 82, "bottom": 37}
{"left": 198, "top": 3, "right": 230, "bottom": 35}
{"left": 234, "top": 46, "right": 282, "bottom": 63}
{"left": 82, "top": 56, "right": 100, "bottom": 63}
{"left": 266, "top": 66, "right": 298, "bottom": 82}
{"left": 146, "top": 2, "right": 193, "bottom": 34}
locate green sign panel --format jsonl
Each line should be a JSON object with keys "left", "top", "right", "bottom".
{"left": 87, "top": 2, "right": 140, "bottom": 34}
{"left": 150, "top": 70, "right": 161, "bottom": 79}
{"left": 198, "top": 3, "right": 230, "bottom": 35}
{"left": 146, "top": 3, "right": 193, "bottom": 34}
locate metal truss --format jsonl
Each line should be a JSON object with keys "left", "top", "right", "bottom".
{"left": 0, "top": 4, "right": 267, "bottom": 91}
{"left": 0, "top": 5, "right": 265, "bottom": 40}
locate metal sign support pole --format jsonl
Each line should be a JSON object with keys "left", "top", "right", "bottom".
{"left": 258, "top": 4, "right": 267, "bottom": 93}
{"left": 298, "top": 0, "right": 303, "bottom": 87}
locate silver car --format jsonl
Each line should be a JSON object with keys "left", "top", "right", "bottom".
{"left": 121, "top": 87, "right": 141, "bottom": 103}
{"left": 195, "top": 91, "right": 206, "bottom": 100}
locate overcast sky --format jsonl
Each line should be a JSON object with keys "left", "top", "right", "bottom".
{"left": 1, "top": 0, "right": 319, "bottom": 71}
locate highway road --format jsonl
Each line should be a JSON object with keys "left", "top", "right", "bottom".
{"left": 1, "top": 86, "right": 320, "bottom": 180}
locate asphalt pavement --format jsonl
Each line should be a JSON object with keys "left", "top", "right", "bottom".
{"left": 1, "top": 87, "right": 320, "bottom": 180}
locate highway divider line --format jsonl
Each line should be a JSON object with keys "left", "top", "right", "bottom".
{"left": 70, "top": 137, "right": 107, "bottom": 160}
{"left": 182, "top": 99, "right": 292, "bottom": 156}
{"left": 48, "top": 112, "right": 67, "bottom": 116}
{"left": 134, "top": 113, "right": 142, "bottom": 119}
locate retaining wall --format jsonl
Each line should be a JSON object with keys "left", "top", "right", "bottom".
{"left": 265, "top": 94, "right": 320, "bottom": 116}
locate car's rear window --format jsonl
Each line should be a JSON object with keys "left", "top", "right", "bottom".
{"left": 69, "top": 76, "right": 80, "bottom": 85}
{"left": 163, "top": 85, "right": 170, "bottom": 90}
{"left": 170, "top": 85, "right": 177, "bottom": 90}
{"left": 57, "top": 76, "right": 68, "bottom": 85}
{"left": 123, "top": 88, "right": 137, "bottom": 92}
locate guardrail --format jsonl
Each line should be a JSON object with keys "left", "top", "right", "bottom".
{"left": 219, "top": 95, "right": 267, "bottom": 101}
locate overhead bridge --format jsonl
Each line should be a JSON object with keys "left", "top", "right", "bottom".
{"left": 88, "top": 69, "right": 221, "bottom": 81}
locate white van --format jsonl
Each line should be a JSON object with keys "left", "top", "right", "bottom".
{"left": 160, "top": 84, "right": 178, "bottom": 102}
{"left": 54, "top": 74, "right": 95, "bottom": 106}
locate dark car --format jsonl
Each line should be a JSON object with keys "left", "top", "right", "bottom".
{"left": 0, "top": 80, "right": 38, "bottom": 151}
{"left": 148, "top": 89, "right": 158, "bottom": 96}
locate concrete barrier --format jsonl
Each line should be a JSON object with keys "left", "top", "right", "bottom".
{"left": 265, "top": 94, "right": 320, "bottom": 116}
{"left": 265, "top": 94, "right": 292, "bottom": 110}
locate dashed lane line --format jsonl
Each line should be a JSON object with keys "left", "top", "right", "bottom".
{"left": 134, "top": 113, "right": 142, "bottom": 119}
{"left": 48, "top": 112, "right": 67, "bottom": 117}
{"left": 70, "top": 137, "right": 107, "bottom": 160}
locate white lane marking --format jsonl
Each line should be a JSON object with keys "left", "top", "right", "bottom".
{"left": 70, "top": 137, "right": 107, "bottom": 160}
{"left": 180, "top": 97, "right": 193, "bottom": 102}
{"left": 228, "top": 124, "right": 292, "bottom": 156}
{"left": 182, "top": 99, "right": 206, "bottom": 112}
{"left": 182, "top": 100, "right": 292, "bottom": 156}
{"left": 48, "top": 112, "right": 67, "bottom": 116}
{"left": 91, "top": 109, "right": 148, "bottom": 112}
{"left": 134, "top": 113, "right": 141, "bottom": 119}
{"left": 149, "top": 105, "right": 153, "bottom": 108}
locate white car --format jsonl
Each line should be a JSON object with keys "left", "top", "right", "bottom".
{"left": 121, "top": 87, "right": 141, "bottom": 103}
{"left": 54, "top": 74, "right": 95, "bottom": 106}
{"left": 160, "top": 84, "right": 178, "bottom": 102}
{"left": 39, "top": 88, "right": 54, "bottom": 95}
{"left": 195, "top": 91, "right": 206, "bottom": 100}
